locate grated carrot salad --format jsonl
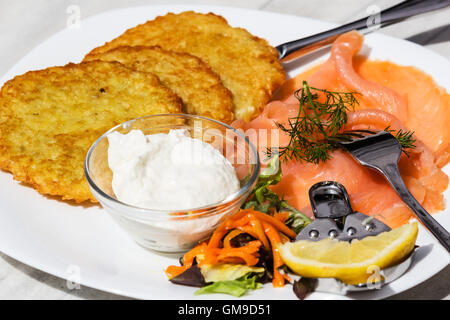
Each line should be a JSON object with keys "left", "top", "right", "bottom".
{"left": 166, "top": 208, "right": 296, "bottom": 288}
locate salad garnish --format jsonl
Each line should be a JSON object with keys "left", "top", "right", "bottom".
{"left": 166, "top": 155, "right": 313, "bottom": 298}
{"left": 242, "top": 155, "right": 311, "bottom": 233}
{"left": 166, "top": 207, "right": 298, "bottom": 296}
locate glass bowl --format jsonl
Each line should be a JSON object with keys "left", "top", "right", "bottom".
{"left": 84, "top": 114, "right": 260, "bottom": 252}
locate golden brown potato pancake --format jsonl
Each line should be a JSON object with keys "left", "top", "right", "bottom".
{"left": 85, "top": 11, "right": 286, "bottom": 121}
{"left": 0, "top": 60, "right": 183, "bottom": 202}
{"left": 85, "top": 45, "right": 234, "bottom": 123}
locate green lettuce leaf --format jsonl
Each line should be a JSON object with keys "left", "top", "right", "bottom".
{"left": 243, "top": 155, "right": 311, "bottom": 233}
{"left": 194, "top": 273, "right": 262, "bottom": 297}
{"left": 200, "top": 263, "right": 265, "bottom": 283}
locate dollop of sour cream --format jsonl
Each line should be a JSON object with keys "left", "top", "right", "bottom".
{"left": 107, "top": 129, "right": 240, "bottom": 210}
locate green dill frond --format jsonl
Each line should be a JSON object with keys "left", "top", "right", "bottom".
{"left": 384, "top": 126, "right": 416, "bottom": 156}
{"left": 266, "top": 81, "right": 417, "bottom": 164}
{"left": 267, "top": 81, "right": 359, "bottom": 164}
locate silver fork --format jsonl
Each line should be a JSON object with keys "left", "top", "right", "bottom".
{"left": 338, "top": 130, "right": 450, "bottom": 252}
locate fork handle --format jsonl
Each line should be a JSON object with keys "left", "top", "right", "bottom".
{"left": 276, "top": 0, "right": 450, "bottom": 62}
{"left": 383, "top": 163, "right": 450, "bottom": 252}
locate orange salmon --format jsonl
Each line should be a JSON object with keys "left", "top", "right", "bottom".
{"left": 277, "top": 31, "right": 450, "bottom": 166}
{"left": 234, "top": 31, "right": 449, "bottom": 228}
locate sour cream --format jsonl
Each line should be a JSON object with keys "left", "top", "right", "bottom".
{"left": 107, "top": 129, "right": 240, "bottom": 210}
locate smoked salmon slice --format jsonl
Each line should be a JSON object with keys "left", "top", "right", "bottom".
{"left": 234, "top": 105, "right": 447, "bottom": 228}
{"left": 277, "top": 31, "right": 450, "bottom": 166}
{"left": 353, "top": 57, "right": 450, "bottom": 167}
{"left": 234, "top": 31, "right": 449, "bottom": 228}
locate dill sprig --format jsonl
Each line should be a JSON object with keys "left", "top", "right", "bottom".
{"left": 267, "top": 81, "right": 417, "bottom": 163}
{"left": 268, "top": 81, "right": 359, "bottom": 164}
{"left": 384, "top": 126, "right": 416, "bottom": 156}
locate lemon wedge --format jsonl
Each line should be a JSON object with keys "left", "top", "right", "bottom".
{"left": 278, "top": 222, "right": 418, "bottom": 284}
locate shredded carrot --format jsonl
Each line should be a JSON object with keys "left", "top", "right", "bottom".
{"left": 207, "top": 224, "right": 229, "bottom": 250}
{"left": 217, "top": 251, "right": 260, "bottom": 266}
{"left": 216, "top": 240, "right": 261, "bottom": 266}
{"left": 165, "top": 242, "right": 207, "bottom": 279}
{"left": 279, "top": 232, "right": 291, "bottom": 244}
{"left": 227, "top": 208, "right": 253, "bottom": 221}
{"left": 184, "top": 242, "right": 207, "bottom": 266}
{"left": 283, "top": 273, "right": 293, "bottom": 283}
{"left": 250, "top": 211, "right": 297, "bottom": 238}
{"left": 232, "top": 210, "right": 296, "bottom": 239}
{"left": 239, "top": 214, "right": 270, "bottom": 249}
{"left": 206, "top": 240, "right": 261, "bottom": 266}
{"left": 263, "top": 222, "right": 285, "bottom": 288}
{"left": 236, "top": 226, "right": 268, "bottom": 248}
{"left": 165, "top": 265, "right": 187, "bottom": 279}
{"left": 274, "top": 211, "right": 290, "bottom": 223}
{"left": 165, "top": 208, "right": 297, "bottom": 288}
{"left": 223, "top": 230, "right": 244, "bottom": 249}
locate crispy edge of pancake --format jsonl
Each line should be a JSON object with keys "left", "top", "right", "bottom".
{"left": 85, "top": 11, "right": 286, "bottom": 121}
{"left": 0, "top": 60, "right": 183, "bottom": 203}
{"left": 85, "top": 45, "right": 235, "bottom": 123}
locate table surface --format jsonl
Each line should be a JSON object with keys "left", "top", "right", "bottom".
{"left": 0, "top": 0, "right": 449, "bottom": 300}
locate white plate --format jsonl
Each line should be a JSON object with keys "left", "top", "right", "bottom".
{"left": 0, "top": 4, "right": 449, "bottom": 300}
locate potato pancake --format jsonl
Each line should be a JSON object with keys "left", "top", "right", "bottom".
{"left": 85, "top": 11, "right": 286, "bottom": 121}
{"left": 0, "top": 60, "right": 183, "bottom": 202}
{"left": 85, "top": 45, "right": 234, "bottom": 123}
